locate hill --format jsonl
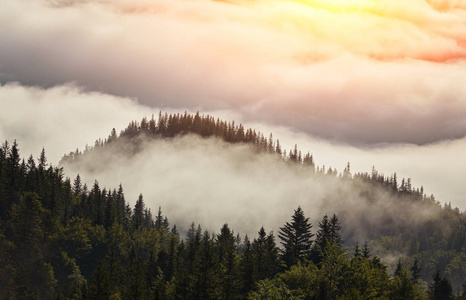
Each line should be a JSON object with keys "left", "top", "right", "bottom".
{"left": 0, "top": 111, "right": 465, "bottom": 298}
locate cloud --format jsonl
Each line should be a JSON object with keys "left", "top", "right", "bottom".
{"left": 1, "top": 82, "right": 465, "bottom": 210}
{"left": 255, "top": 124, "right": 466, "bottom": 210}
{"left": 0, "top": 83, "right": 152, "bottom": 163}
{"left": 1, "top": 0, "right": 465, "bottom": 144}
{"left": 59, "top": 133, "right": 439, "bottom": 242}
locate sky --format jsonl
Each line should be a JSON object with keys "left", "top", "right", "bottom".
{"left": 0, "top": 0, "right": 465, "bottom": 210}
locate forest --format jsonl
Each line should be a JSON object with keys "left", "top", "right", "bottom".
{"left": 1, "top": 112, "right": 465, "bottom": 299}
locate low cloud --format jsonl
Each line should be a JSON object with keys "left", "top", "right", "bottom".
{"left": 1, "top": 83, "right": 465, "bottom": 210}
{"left": 0, "top": 83, "right": 152, "bottom": 162}
{"left": 1, "top": 0, "right": 465, "bottom": 144}
{"left": 60, "top": 134, "right": 438, "bottom": 242}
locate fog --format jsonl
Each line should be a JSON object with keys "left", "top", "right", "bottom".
{"left": 0, "top": 0, "right": 464, "bottom": 282}
{"left": 1, "top": 0, "right": 465, "bottom": 144}
{"left": 60, "top": 134, "right": 438, "bottom": 242}
{"left": 0, "top": 83, "right": 152, "bottom": 162}
{"left": 1, "top": 83, "right": 465, "bottom": 211}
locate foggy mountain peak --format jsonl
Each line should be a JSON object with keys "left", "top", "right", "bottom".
{"left": 60, "top": 112, "right": 442, "bottom": 243}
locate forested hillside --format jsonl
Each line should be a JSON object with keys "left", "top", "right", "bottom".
{"left": 1, "top": 112, "right": 465, "bottom": 299}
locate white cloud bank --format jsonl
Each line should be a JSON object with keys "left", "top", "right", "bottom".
{"left": 1, "top": 83, "right": 464, "bottom": 211}
{"left": 0, "top": 83, "right": 152, "bottom": 162}
{"left": 59, "top": 134, "right": 439, "bottom": 241}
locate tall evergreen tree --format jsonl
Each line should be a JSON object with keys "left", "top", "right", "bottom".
{"left": 391, "top": 267, "right": 426, "bottom": 300}
{"left": 394, "top": 259, "right": 403, "bottom": 278}
{"left": 217, "top": 224, "right": 240, "bottom": 299}
{"left": 411, "top": 258, "right": 421, "bottom": 283}
{"left": 314, "top": 214, "right": 330, "bottom": 249}
{"left": 428, "top": 269, "right": 454, "bottom": 300}
{"left": 312, "top": 213, "right": 343, "bottom": 263}
{"left": 132, "top": 194, "right": 145, "bottom": 230}
{"left": 240, "top": 235, "right": 254, "bottom": 295}
{"left": 278, "top": 206, "right": 313, "bottom": 268}
{"left": 252, "top": 227, "right": 268, "bottom": 281}
{"left": 264, "top": 231, "right": 279, "bottom": 278}
{"left": 362, "top": 241, "right": 370, "bottom": 258}
{"left": 329, "top": 214, "right": 343, "bottom": 246}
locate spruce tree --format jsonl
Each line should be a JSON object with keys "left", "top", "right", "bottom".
{"left": 278, "top": 206, "right": 313, "bottom": 268}
{"left": 362, "top": 241, "right": 370, "bottom": 258}
{"left": 353, "top": 243, "right": 361, "bottom": 258}
{"left": 314, "top": 214, "right": 330, "bottom": 250}
{"left": 252, "top": 227, "right": 268, "bottom": 281}
{"left": 329, "top": 214, "right": 343, "bottom": 246}
{"left": 73, "top": 174, "right": 82, "bottom": 195}
{"left": 131, "top": 194, "right": 145, "bottom": 230}
{"left": 411, "top": 258, "right": 421, "bottom": 283}
{"left": 217, "top": 224, "right": 239, "bottom": 299}
{"left": 394, "top": 259, "right": 403, "bottom": 278}
{"left": 240, "top": 235, "right": 254, "bottom": 295}
{"left": 429, "top": 269, "right": 454, "bottom": 300}
{"left": 264, "top": 231, "right": 279, "bottom": 278}
{"left": 312, "top": 214, "right": 343, "bottom": 264}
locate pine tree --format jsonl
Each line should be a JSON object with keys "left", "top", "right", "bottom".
{"left": 343, "top": 162, "right": 351, "bottom": 178}
{"left": 311, "top": 214, "right": 343, "bottom": 264}
{"left": 314, "top": 214, "right": 330, "bottom": 250}
{"left": 278, "top": 206, "right": 313, "bottom": 268}
{"left": 329, "top": 214, "right": 343, "bottom": 246}
{"left": 394, "top": 259, "right": 403, "bottom": 277}
{"left": 252, "top": 227, "right": 268, "bottom": 281}
{"left": 275, "top": 139, "right": 282, "bottom": 155}
{"left": 155, "top": 207, "right": 164, "bottom": 230}
{"left": 38, "top": 147, "right": 47, "bottom": 173}
{"left": 197, "top": 230, "right": 217, "bottom": 299}
{"left": 428, "top": 269, "right": 454, "bottom": 300}
{"left": 264, "top": 231, "right": 279, "bottom": 278}
{"left": 362, "top": 241, "right": 370, "bottom": 258}
{"left": 240, "top": 235, "right": 254, "bottom": 295}
{"left": 132, "top": 194, "right": 145, "bottom": 230}
{"left": 411, "top": 258, "right": 421, "bottom": 283}
{"left": 73, "top": 174, "right": 82, "bottom": 195}
{"left": 391, "top": 267, "right": 426, "bottom": 300}
{"left": 115, "top": 184, "right": 126, "bottom": 226}
{"left": 90, "top": 261, "right": 110, "bottom": 299}
{"left": 217, "top": 224, "right": 239, "bottom": 299}
{"left": 353, "top": 243, "right": 361, "bottom": 258}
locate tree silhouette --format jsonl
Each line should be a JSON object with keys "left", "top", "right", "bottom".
{"left": 278, "top": 206, "right": 313, "bottom": 268}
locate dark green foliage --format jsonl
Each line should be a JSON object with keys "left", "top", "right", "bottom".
{"left": 240, "top": 235, "right": 255, "bottom": 294}
{"left": 217, "top": 224, "right": 240, "bottom": 299}
{"left": 311, "top": 213, "right": 343, "bottom": 264}
{"left": 1, "top": 111, "right": 466, "bottom": 299}
{"left": 391, "top": 267, "right": 426, "bottom": 299}
{"left": 132, "top": 194, "right": 145, "bottom": 230}
{"left": 243, "top": 227, "right": 281, "bottom": 293}
{"left": 251, "top": 243, "right": 395, "bottom": 300}
{"left": 329, "top": 214, "right": 343, "bottom": 246}
{"left": 395, "top": 259, "right": 403, "bottom": 277}
{"left": 362, "top": 241, "right": 370, "bottom": 258}
{"left": 279, "top": 206, "right": 314, "bottom": 268}
{"left": 428, "top": 269, "right": 454, "bottom": 300}
{"left": 252, "top": 227, "right": 268, "bottom": 280}
{"left": 248, "top": 279, "right": 298, "bottom": 300}
{"left": 354, "top": 243, "right": 362, "bottom": 258}
{"left": 411, "top": 258, "right": 421, "bottom": 283}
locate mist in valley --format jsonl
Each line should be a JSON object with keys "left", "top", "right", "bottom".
{"left": 60, "top": 133, "right": 438, "bottom": 245}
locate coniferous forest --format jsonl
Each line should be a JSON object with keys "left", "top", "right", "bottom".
{"left": 1, "top": 112, "right": 465, "bottom": 299}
